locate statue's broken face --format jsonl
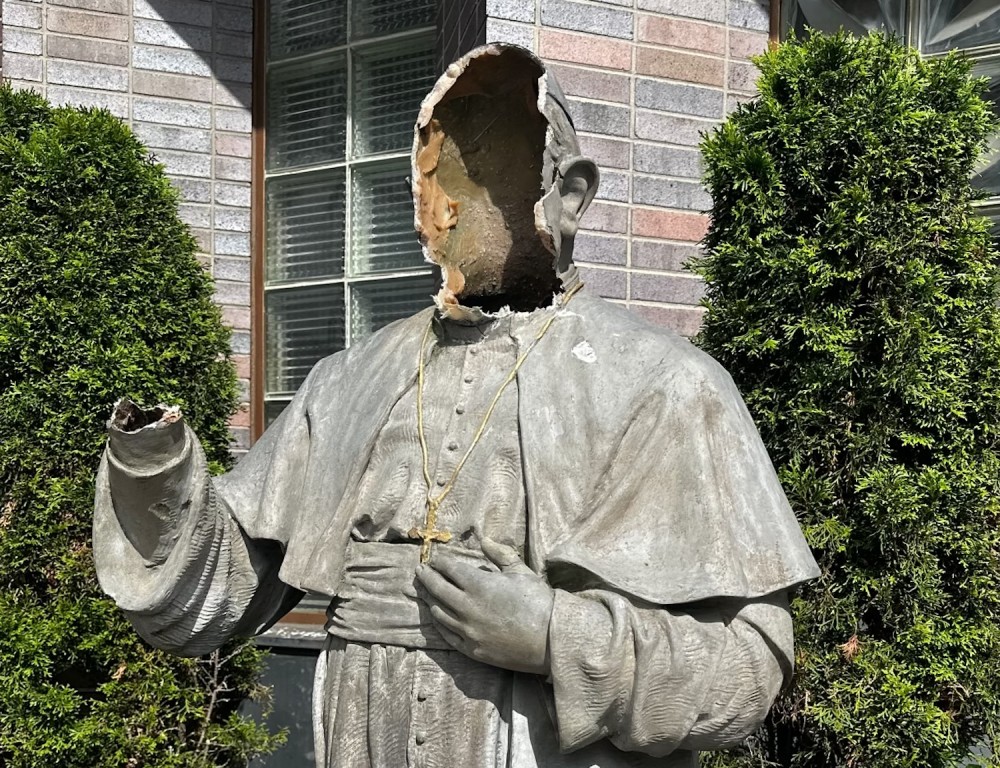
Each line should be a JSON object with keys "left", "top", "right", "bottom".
{"left": 415, "top": 59, "right": 562, "bottom": 314}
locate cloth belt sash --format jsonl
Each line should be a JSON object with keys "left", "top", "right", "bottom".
{"left": 326, "top": 540, "right": 496, "bottom": 650}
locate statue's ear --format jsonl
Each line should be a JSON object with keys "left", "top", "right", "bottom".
{"left": 557, "top": 157, "right": 599, "bottom": 236}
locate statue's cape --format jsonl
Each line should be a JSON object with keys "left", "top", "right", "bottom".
{"left": 218, "top": 293, "right": 819, "bottom": 607}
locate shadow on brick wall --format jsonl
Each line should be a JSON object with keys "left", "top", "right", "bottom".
{"left": 143, "top": 0, "right": 254, "bottom": 111}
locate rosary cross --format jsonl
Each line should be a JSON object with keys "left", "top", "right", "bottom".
{"left": 408, "top": 498, "right": 452, "bottom": 563}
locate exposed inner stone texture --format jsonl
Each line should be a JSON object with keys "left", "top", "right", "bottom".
{"left": 416, "top": 53, "right": 561, "bottom": 313}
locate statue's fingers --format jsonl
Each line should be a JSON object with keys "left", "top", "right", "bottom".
{"left": 428, "top": 603, "right": 465, "bottom": 637}
{"left": 428, "top": 552, "right": 490, "bottom": 589}
{"left": 416, "top": 564, "right": 472, "bottom": 614}
{"left": 480, "top": 536, "right": 533, "bottom": 575}
{"left": 434, "top": 622, "right": 467, "bottom": 653}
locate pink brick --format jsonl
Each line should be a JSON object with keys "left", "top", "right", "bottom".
{"left": 233, "top": 354, "right": 251, "bottom": 379}
{"left": 632, "top": 305, "right": 705, "bottom": 337}
{"left": 229, "top": 404, "right": 250, "bottom": 428}
{"left": 632, "top": 208, "right": 709, "bottom": 241}
{"left": 637, "top": 15, "right": 725, "bottom": 54}
{"left": 222, "top": 305, "right": 251, "bottom": 330}
{"left": 636, "top": 47, "right": 724, "bottom": 87}
{"left": 539, "top": 29, "right": 632, "bottom": 71}
{"left": 729, "top": 28, "right": 769, "bottom": 60}
{"left": 216, "top": 133, "right": 252, "bottom": 158}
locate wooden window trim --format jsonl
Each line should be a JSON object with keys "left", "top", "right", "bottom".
{"left": 251, "top": 0, "right": 268, "bottom": 443}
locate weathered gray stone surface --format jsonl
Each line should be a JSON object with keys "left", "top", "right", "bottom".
{"left": 94, "top": 45, "right": 818, "bottom": 768}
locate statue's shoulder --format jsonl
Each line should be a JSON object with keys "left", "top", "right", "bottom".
{"left": 571, "top": 292, "right": 729, "bottom": 388}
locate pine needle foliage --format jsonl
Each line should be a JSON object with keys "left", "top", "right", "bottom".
{"left": 694, "top": 32, "right": 1000, "bottom": 768}
{"left": 0, "top": 85, "right": 282, "bottom": 767}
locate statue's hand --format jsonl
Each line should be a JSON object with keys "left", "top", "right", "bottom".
{"left": 416, "top": 537, "right": 553, "bottom": 675}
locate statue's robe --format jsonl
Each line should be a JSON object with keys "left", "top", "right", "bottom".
{"left": 94, "top": 292, "right": 819, "bottom": 768}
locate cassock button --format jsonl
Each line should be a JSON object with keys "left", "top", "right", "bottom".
{"left": 455, "top": 406, "right": 465, "bottom": 415}
{"left": 415, "top": 729, "right": 428, "bottom": 745}
{"left": 447, "top": 441, "right": 458, "bottom": 451}
{"left": 436, "top": 478, "right": 446, "bottom": 487}
{"left": 469, "top": 347, "right": 479, "bottom": 356}
{"left": 416, "top": 691, "right": 428, "bottom": 702}
{"left": 463, "top": 375, "right": 474, "bottom": 383}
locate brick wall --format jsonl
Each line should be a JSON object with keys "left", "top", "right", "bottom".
{"left": 486, "top": 0, "right": 771, "bottom": 336}
{"left": 1, "top": 0, "right": 254, "bottom": 452}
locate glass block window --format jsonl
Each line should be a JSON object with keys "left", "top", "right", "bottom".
{"left": 972, "top": 55, "right": 1000, "bottom": 198}
{"left": 920, "top": 1, "right": 1000, "bottom": 55}
{"left": 781, "top": 0, "right": 1000, "bottom": 243}
{"left": 264, "top": 0, "right": 438, "bottom": 422}
{"left": 781, "top": 0, "right": 905, "bottom": 39}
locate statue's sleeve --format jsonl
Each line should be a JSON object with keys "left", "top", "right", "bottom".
{"left": 546, "top": 588, "right": 792, "bottom": 757}
{"left": 93, "top": 384, "right": 311, "bottom": 657}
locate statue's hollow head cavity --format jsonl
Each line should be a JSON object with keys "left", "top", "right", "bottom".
{"left": 412, "top": 44, "right": 599, "bottom": 316}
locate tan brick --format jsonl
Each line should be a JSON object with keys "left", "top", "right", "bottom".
{"left": 47, "top": 35, "right": 128, "bottom": 66}
{"left": 539, "top": 29, "right": 632, "bottom": 71}
{"left": 133, "top": 70, "right": 213, "bottom": 102}
{"left": 728, "top": 60, "right": 759, "bottom": 94}
{"left": 47, "top": 8, "right": 128, "bottom": 40}
{"left": 632, "top": 208, "right": 709, "bottom": 241}
{"left": 729, "top": 28, "right": 769, "bottom": 60}
{"left": 580, "top": 201, "right": 628, "bottom": 233}
{"left": 636, "top": 47, "right": 724, "bottom": 87}
{"left": 637, "top": 15, "right": 725, "bottom": 54}
{"left": 2, "top": 52, "right": 43, "bottom": 81}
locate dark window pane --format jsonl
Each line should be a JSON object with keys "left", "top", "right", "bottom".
{"left": 267, "top": 55, "right": 347, "bottom": 171}
{"left": 270, "top": 0, "right": 346, "bottom": 60}
{"left": 267, "top": 170, "right": 346, "bottom": 283}
{"left": 244, "top": 649, "right": 320, "bottom": 768}
{"left": 920, "top": 0, "right": 1000, "bottom": 54}
{"left": 352, "top": 0, "right": 435, "bottom": 40}
{"left": 352, "top": 38, "right": 437, "bottom": 157}
{"left": 264, "top": 399, "right": 291, "bottom": 428}
{"left": 266, "top": 284, "right": 346, "bottom": 394}
{"left": 349, "top": 274, "right": 436, "bottom": 341}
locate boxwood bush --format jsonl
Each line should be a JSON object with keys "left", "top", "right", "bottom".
{"left": 0, "top": 85, "right": 281, "bottom": 767}
{"left": 694, "top": 32, "right": 1000, "bottom": 768}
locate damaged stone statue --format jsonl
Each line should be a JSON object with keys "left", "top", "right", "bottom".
{"left": 94, "top": 44, "right": 820, "bottom": 768}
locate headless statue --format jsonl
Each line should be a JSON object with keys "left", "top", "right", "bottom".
{"left": 94, "top": 44, "right": 819, "bottom": 768}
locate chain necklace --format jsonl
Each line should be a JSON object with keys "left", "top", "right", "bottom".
{"left": 407, "top": 282, "right": 584, "bottom": 563}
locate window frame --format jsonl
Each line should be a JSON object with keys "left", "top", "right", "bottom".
{"left": 251, "top": 0, "right": 437, "bottom": 441}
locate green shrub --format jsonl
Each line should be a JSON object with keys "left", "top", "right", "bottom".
{"left": 0, "top": 84, "right": 281, "bottom": 767}
{"left": 694, "top": 32, "right": 1000, "bottom": 768}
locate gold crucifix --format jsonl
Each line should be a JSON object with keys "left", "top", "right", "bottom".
{"left": 408, "top": 498, "right": 452, "bottom": 563}
{"left": 409, "top": 282, "right": 583, "bottom": 565}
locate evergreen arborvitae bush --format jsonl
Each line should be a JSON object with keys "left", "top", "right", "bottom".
{"left": 694, "top": 32, "right": 1000, "bottom": 768}
{"left": 0, "top": 85, "right": 281, "bottom": 767}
